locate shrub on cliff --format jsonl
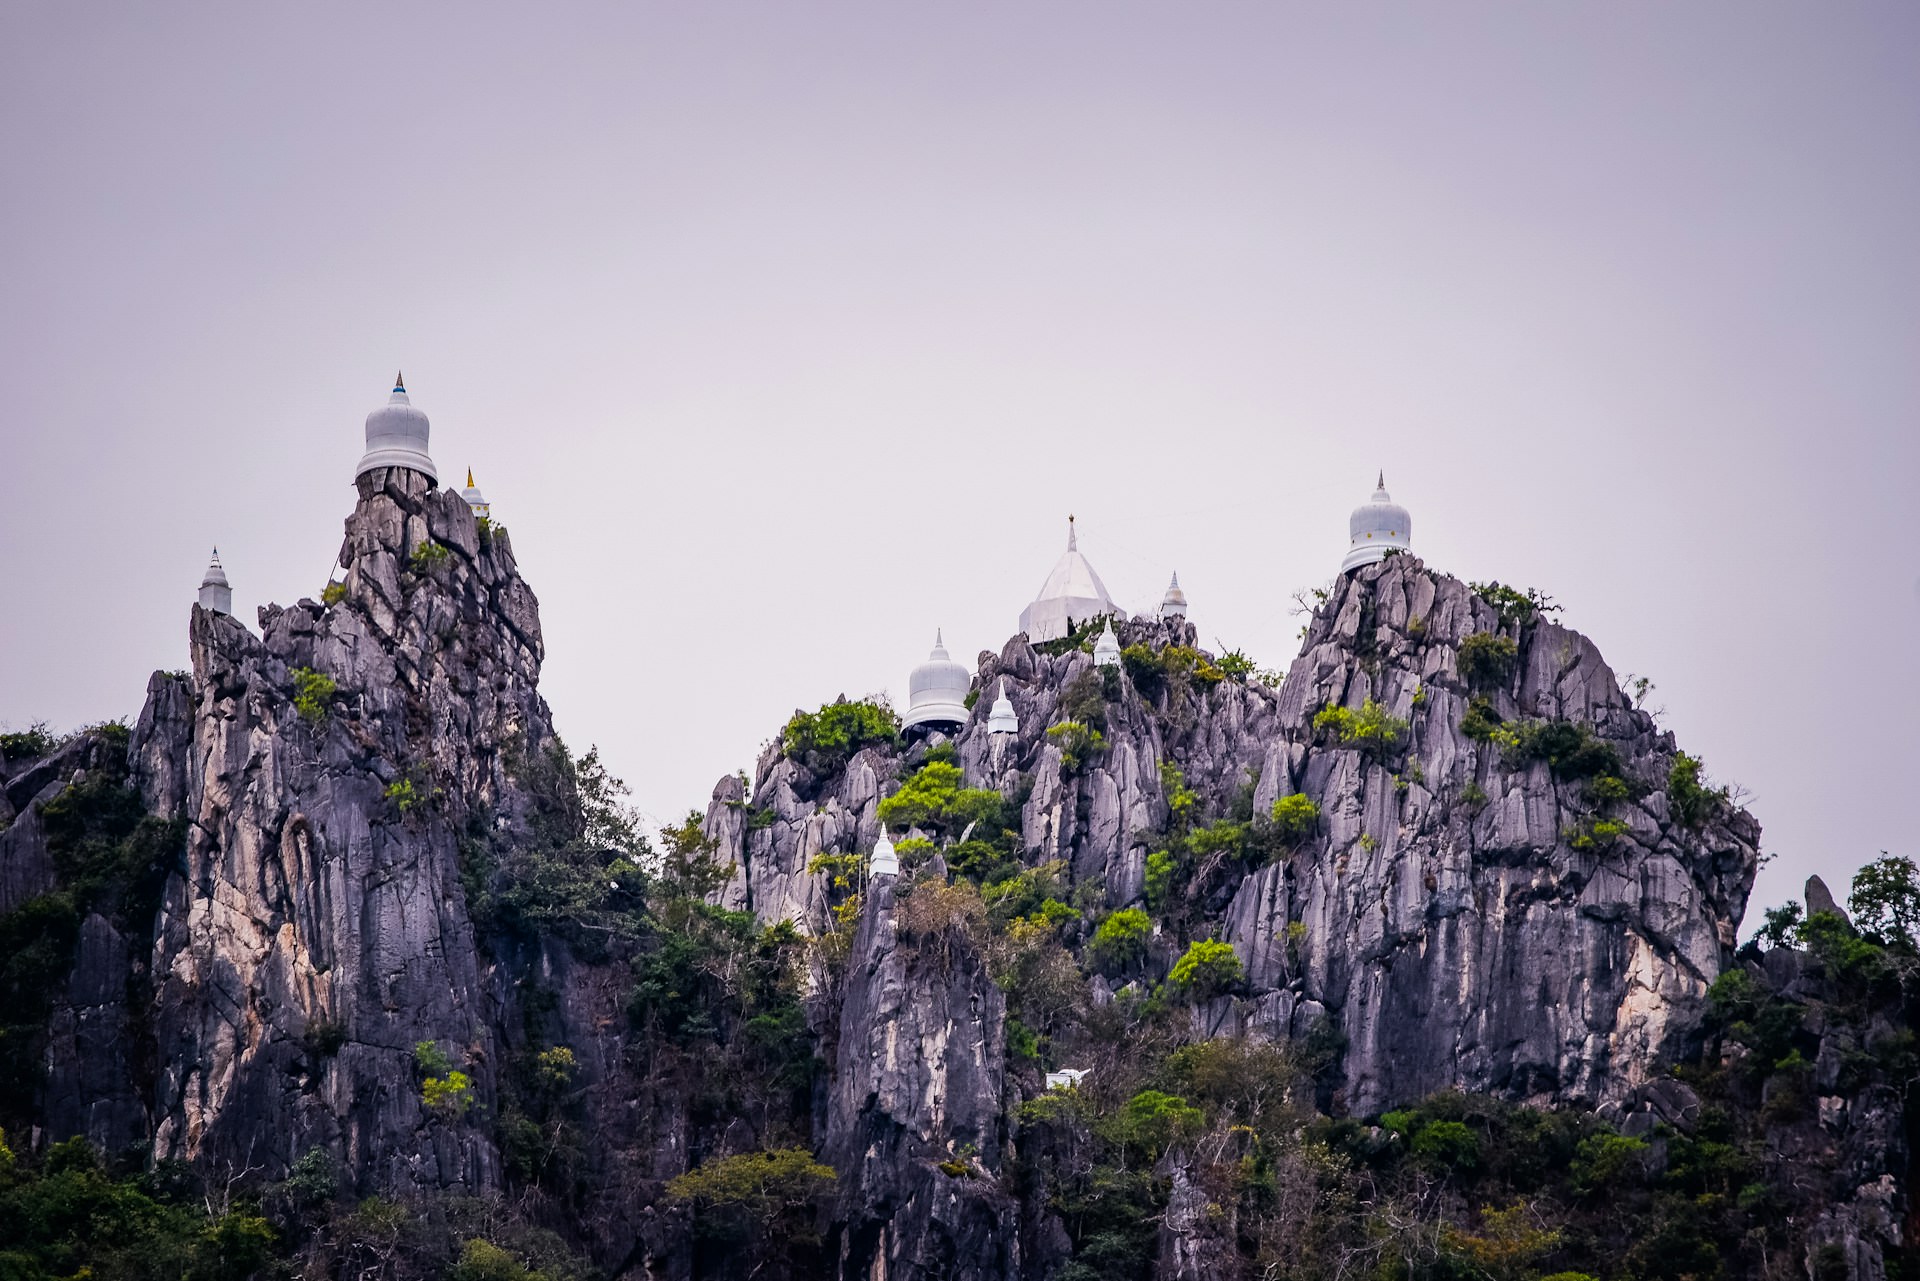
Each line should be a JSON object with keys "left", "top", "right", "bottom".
{"left": 875, "top": 760, "right": 1006, "bottom": 838}
{"left": 780, "top": 698, "right": 898, "bottom": 774}
{"left": 1169, "top": 938, "right": 1243, "bottom": 999}
{"left": 1457, "top": 632, "right": 1519, "bottom": 689}
{"left": 1269, "top": 793, "right": 1320, "bottom": 844}
{"left": 1313, "top": 698, "right": 1408, "bottom": 761}
{"left": 666, "top": 1147, "right": 837, "bottom": 1246}
{"left": 1090, "top": 908, "right": 1152, "bottom": 973}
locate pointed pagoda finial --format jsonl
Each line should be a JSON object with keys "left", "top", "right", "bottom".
{"left": 1377, "top": 469, "right": 1384, "bottom": 489}
{"left": 1067, "top": 513, "right": 1077, "bottom": 551}
{"left": 466, "top": 467, "right": 475, "bottom": 488}
{"left": 395, "top": 370, "right": 406, "bottom": 393}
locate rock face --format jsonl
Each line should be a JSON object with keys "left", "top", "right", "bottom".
{"left": 709, "top": 555, "right": 1761, "bottom": 1119}
{"left": 128, "top": 466, "right": 558, "bottom": 1187}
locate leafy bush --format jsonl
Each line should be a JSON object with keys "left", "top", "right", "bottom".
{"left": 1313, "top": 698, "right": 1409, "bottom": 761}
{"left": 1269, "top": 793, "right": 1320, "bottom": 844}
{"left": 666, "top": 1147, "right": 837, "bottom": 1248}
{"left": 1666, "top": 752, "right": 1723, "bottom": 827}
{"left": 1059, "top": 669, "right": 1109, "bottom": 732}
{"left": 1116, "top": 1089, "right": 1205, "bottom": 1152}
{"left": 410, "top": 540, "right": 451, "bottom": 573}
{"left": 875, "top": 761, "right": 1006, "bottom": 838}
{"left": 1850, "top": 855, "right": 1920, "bottom": 950}
{"left": 1461, "top": 695, "right": 1503, "bottom": 742}
{"left": 321, "top": 582, "right": 347, "bottom": 606}
{"left": 1169, "top": 938, "right": 1243, "bottom": 999}
{"left": 1216, "top": 649, "right": 1257, "bottom": 682}
{"left": 1047, "top": 721, "right": 1107, "bottom": 773}
{"left": 1090, "top": 908, "right": 1152, "bottom": 972}
{"left": 423, "top": 1071, "right": 476, "bottom": 1118}
{"left": 291, "top": 667, "right": 338, "bottom": 724}
{"left": 1499, "top": 719, "right": 1621, "bottom": 781}
{"left": 0, "top": 722, "right": 57, "bottom": 761}
{"left": 1457, "top": 632, "right": 1519, "bottom": 689}
{"left": 782, "top": 698, "right": 899, "bottom": 774}
{"left": 385, "top": 778, "right": 417, "bottom": 813}
{"left": 1143, "top": 849, "right": 1177, "bottom": 910}
{"left": 1566, "top": 818, "right": 1629, "bottom": 852}
{"left": 1470, "top": 581, "right": 1562, "bottom": 628}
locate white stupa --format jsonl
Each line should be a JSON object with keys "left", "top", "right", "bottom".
{"left": 355, "top": 372, "right": 438, "bottom": 485}
{"left": 197, "top": 548, "right": 232, "bottom": 615}
{"left": 461, "top": 469, "right": 489, "bottom": 519}
{"left": 1341, "top": 472, "right": 1412, "bottom": 572}
{"left": 1160, "top": 573, "right": 1187, "bottom": 619}
{"left": 1093, "top": 621, "right": 1122, "bottom": 668}
{"left": 869, "top": 824, "right": 899, "bottom": 878}
{"left": 1019, "top": 516, "right": 1119, "bottom": 642}
{"left": 988, "top": 679, "right": 1019, "bottom": 735}
{"left": 903, "top": 630, "right": 972, "bottom": 731}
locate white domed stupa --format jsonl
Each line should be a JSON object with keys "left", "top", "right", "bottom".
{"left": 1341, "top": 472, "right": 1412, "bottom": 572}
{"left": 461, "top": 469, "right": 489, "bottom": 519}
{"left": 197, "top": 548, "right": 232, "bottom": 615}
{"left": 1019, "top": 516, "right": 1119, "bottom": 643}
{"left": 870, "top": 824, "right": 899, "bottom": 878}
{"left": 988, "top": 679, "right": 1019, "bottom": 736}
{"left": 355, "top": 372, "right": 438, "bottom": 485}
{"left": 903, "top": 630, "right": 972, "bottom": 731}
{"left": 1093, "top": 620, "right": 1122, "bottom": 668}
{"left": 1160, "top": 572, "right": 1187, "bottom": 620}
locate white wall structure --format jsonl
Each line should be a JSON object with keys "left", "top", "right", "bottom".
{"left": 197, "top": 548, "right": 232, "bottom": 615}
{"left": 1341, "top": 473, "right": 1413, "bottom": 572}
{"left": 1018, "top": 516, "right": 1119, "bottom": 642}
{"left": 903, "top": 630, "right": 972, "bottom": 730}
{"left": 354, "top": 372, "right": 439, "bottom": 484}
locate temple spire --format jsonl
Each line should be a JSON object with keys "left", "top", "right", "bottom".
{"left": 1067, "top": 514, "right": 1077, "bottom": 551}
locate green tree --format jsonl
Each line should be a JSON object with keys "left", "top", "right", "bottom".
{"left": 666, "top": 1147, "right": 837, "bottom": 1247}
{"left": 1169, "top": 938, "right": 1243, "bottom": 999}
{"left": 1090, "top": 909, "right": 1152, "bottom": 973}
{"left": 1850, "top": 854, "right": 1920, "bottom": 950}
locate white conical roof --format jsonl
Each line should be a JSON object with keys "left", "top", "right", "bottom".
{"left": 355, "top": 372, "right": 438, "bottom": 484}
{"left": 988, "top": 679, "right": 1019, "bottom": 735}
{"left": 903, "top": 629, "right": 972, "bottom": 730}
{"left": 1019, "top": 516, "right": 1119, "bottom": 642}
{"left": 1160, "top": 572, "right": 1187, "bottom": 619}
{"left": 199, "top": 548, "right": 229, "bottom": 590}
{"left": 1093, "top": 620, "right": 1122, "bottom": 668}
{"left": 1342, "top": 471, "right": 1412, "bottom": 572}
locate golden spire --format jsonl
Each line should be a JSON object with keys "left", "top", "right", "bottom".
{"left": 466, "top": 467, "right": 475, "bottom": 488}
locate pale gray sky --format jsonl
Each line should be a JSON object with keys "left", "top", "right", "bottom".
{"left": 3, "top": 3, "right": 1915, "bottom": 928}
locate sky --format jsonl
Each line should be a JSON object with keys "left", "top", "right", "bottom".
{"left": 2, "top": 3, "right": 1915, "bottom": 929}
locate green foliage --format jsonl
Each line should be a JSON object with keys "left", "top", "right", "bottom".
{"left": 320, "top": 582, "right": 347, "bottom": 607}
{"left": 1121, "top": 641, "right": 1225, "bottom": 694}
{"left": 1498, "top": 718, "right": 1622, "bottom": 782}
{"left": 1046, "top": 721, "right": 1107, "bottom": 773}
{"left": 1269, "top": 793, "right": 1320, "bottom": 844}
{"left": 1666, "top": 752, "right": 1723, "bottom": 827}
{"left": 1587, "top": 774, "right": 1631, "bottom": 803}
{"left": 1461, "top": 781, "right": 1489, "bottom": 808}
{"left": 665, "top": 1147, "right": 837, "bottom": 1245}
{"left": 875, "top": 761, "right": 1007, "bottom": 839}
{"left": 422, "top": 1070, "right": 476, "bottom": 1117}
{"left": 1115, "top": 1089, "right": 1205, "bottom": 1152}
{"left": 781, "top": 698, "right": 899, "bottom": 774}
{"left": 1850, "top": 854, "right": 1920, "bottom": 950}
{"left": 1470, "top": 581, "right": 1563, "bottom": 628}
{"left": 1158, "top": 760, "right": 1198, "bottom": 830}
{"left": 1313, "top": 698, "right": 1408, "bottom": 761}
{"left": 1565, "top": 818, "right": 1629, "bottom": 852}
{"left": 1168, "top": 938, "right": 1243, "bottom": 999}
{"left": 1457, "top": 631, "right": 1519, "bottom": 689}
{"left": 1215, "top": 649, "right": 1257, "bottom": 682}
{"left": 1059, "top": 669, "right": 1109, "bottom": 732}
{"left": 0, "top": 723, "right": 56, "bottom": 761}
{"left": 409, "top": 540, "right": 451, "bottom": 572}
{"left": 1570, "top": 1133, "right": 1649, "bottom": 1192}
{"left": 1184, "top": 819, "right": 1248, "bottom": 862}
{"left": 385, "top": 777, "right": 418, "bottom": 813}
{"left": 1143, "top": 849, "right": 1176, "bottom": 911}
{"left": 290, "top": 666, "right": 338, "bottom": 724}
{"left": 448, "top": 1238, "right": 548, "bottom": 1281}
{"left": 1461, "top": 695, "right": 1504, "bottom": 742}
{"left": 1090, "top": 908, "right": 1152, "bottom": 973}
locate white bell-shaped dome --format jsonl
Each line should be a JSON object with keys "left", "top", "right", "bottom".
{"left": 197, "top": 547, "right": 232, "bottom": 615}
{"left": 1019, "top": 516, "right": 1119, "bottom": 642}
{"left": 1160, "top": 572, "right": 1187, "bottom": 619}
{"left": 355, "top": 372, "right": 438, "bottom": 485}
{"left": 461, "top": 468, "right": 489, "bottom": 519}
{"left": 1341, "top": 472, "right": 1412, "bottom": 572}
{"left": 1093, "top": 621, "right": 1122, "bottom": 668}
{"left": 988, "top": 679, "right": 1019, "bottom": 735}
{"left": 869, "top": 824, "right": 900, "bottom": 878}
{"left": 903, "top": 630, "right": 972, "bottom": 730}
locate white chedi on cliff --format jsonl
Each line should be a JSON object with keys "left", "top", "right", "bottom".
{"left": 903, "top": 630, "right": 972, "bottom": 731}
{"left": 197, "top": 548, "right": 232, "bottom": 615}
{"left": 1019, "top": 516, "right": 1119, "bottom": 642}
{"left": 355, "top": 372, "right": 438, "bottom": 484}
{"left": 1160, "top": 573, "right": 1187, "bottom": 619}
{"left": 461, "top": 469, "right": 489, "bottom": 519}
{"left": 987, "top": 679, "right": 1019, "bottom": 735}
{"left": 1093, "top": 621, "right": 1122, "bottom": 668}
{"left": 1341, "top": 472, "right": 1413, "bottom": 572}
{"left": 869, "top": 824, "right": 899, "bottom": 878}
